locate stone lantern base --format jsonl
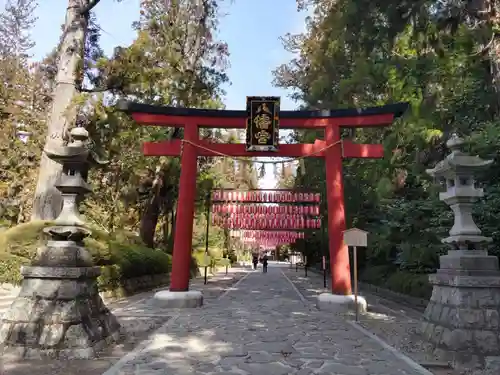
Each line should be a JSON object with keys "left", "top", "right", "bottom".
{"left": 0, "top": 241, "right": 121, "bottom": 359}
{"left": 421, "top": 250, "right": 500, "bottom": 368}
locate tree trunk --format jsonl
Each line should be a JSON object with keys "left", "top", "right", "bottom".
{"left": 162, "top": 213, "right": 169, "bottom": 247}
{"left": 473, "top": 0, "right": 500, "bottom": 111}
{"left": 169, "top": 208, "right": 176, "bottom": 253}
{"left": 31, "top": 0, "right": 89, "bottom": 220}
{"left": 162, "top": 202, "right": 174, "bottom": 247}
{"left": 488, "top": 37, "right": 500, "bottom": 111}
{"left": 139, "top": 194, "right": 161, "bottom": 248}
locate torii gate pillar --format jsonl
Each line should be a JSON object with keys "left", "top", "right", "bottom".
{"left": 324, "top": 123, "right": 350, "bottom": 294}
{"left": 170, "top": 123, "right": 198, "bottom": 292}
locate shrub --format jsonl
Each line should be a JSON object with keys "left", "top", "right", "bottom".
{"left": 359, "top": 265, "right": 394, "bottom": 284}
{"left": 385, "top": 271, "right": 432, "bottom": 299}
{"left": 0, "top": 254, "right": 30, "bottom": 285}
{"left": 0, "top": 220, "right": 53, "bottom": 259}
{"left": 360, "top": 265, "right": 432, "bottom": 299}
{"left": 0, "top": 221, "right": 171, "bottom": 289}
{"left": 192, "top": 247, "right": 225, "bottom": 274}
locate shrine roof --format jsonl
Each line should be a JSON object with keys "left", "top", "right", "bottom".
{"left": 117, "top": 100, "right": 409, "bottom": 120}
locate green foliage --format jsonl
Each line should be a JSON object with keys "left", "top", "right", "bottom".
{"left": 0, "top": 0, "right": 47, "bottom": 224}
{"left": 0, "top": 255, "right": 29, "bottom": 285}
{"left": 274, "top": 0, "right": 500, "bottom": 298}
{"left": 360, "top": 265, "right": 432, "bottom": 299}
{"left": 192, "top": 247, "right": 224, "bottom": 268}
{"left": 0, "top": 221, "right": 171, "bottom": 288}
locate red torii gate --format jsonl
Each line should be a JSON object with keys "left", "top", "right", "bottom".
{"left": 119, "top": 101, "right": 408, "bottom": 297}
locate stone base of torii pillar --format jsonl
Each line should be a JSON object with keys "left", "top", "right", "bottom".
{"left": 316, "top": 293, "right": 367, "bottom": 314}
{"left": 153, "top": 290, "right": 203, "bottom": 308}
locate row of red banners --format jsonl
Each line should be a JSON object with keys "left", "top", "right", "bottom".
{"left": 213, "top": 204, "right": 320, "bottom": 216}
{"left": 217, "top": 213, "right": 316, "bottom": 221}
{"left": 212, "top": 190, "right": 320, "bottom": 203}
{"left": 212, "top": 215, "right": 321, "bottom": 229}
{"left": 230, "top": 230, "right": 305, "bottom": 239}
{"left": 241, "top": 238, "right": 296, "bottom": 245}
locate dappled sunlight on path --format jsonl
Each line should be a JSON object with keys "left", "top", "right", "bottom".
{"left": 0, "top": 268, "right": 251, "bottom": 375}
{"left": 105, "top": 263, "right": 430, "bottom": 375}
{"left": 282, "top": 265, "right": 464, "bottom": 375}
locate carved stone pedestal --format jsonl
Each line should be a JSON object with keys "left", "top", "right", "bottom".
{"left": 422, "top": 250, "right": 500, "bottom": 367}
{"left": 0, "top": 240, "right": 121, "bottom": 359}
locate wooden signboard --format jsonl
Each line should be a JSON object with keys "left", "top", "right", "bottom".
{"left": 343, "top": 228, "right": 368, "bottom": 247}
{"left": 343, "top": 227, "right": 369, "bottom": 321}
{"left": 246, "top": 96, "right": 280, "bottom": 152}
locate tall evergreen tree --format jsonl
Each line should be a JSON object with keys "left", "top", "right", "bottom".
{"left": 0, "top": 0, "right": 43, "bottom": 224}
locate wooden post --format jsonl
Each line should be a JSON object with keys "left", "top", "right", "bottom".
{"left": 204, "top": 192, "right": 210, "bottom": 285}
{"left": 343, "top": 228, "right": 368, "bottom": 320}
{"left": 321, "top": 222, "right": 327, "bottom": 288}
{"left": 353, "top": 246, "right": 359, "bottom": 322}
{"left": 304, "top": 255, "right": 308, "bottom": 277}
{"left": 322, "top": 256, "right": 327, "bottom": 288}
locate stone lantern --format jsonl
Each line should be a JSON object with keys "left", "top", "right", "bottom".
{"left": 0, "top": 128, "right": 120, "bottom": 359}
{"left": 422, "top": 134, "right": 500, "bottom": 368}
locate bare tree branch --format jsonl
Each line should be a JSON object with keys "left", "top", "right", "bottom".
{"left": 80, "top": 0, "right": 102, "bottom": 15}
{"left": 78, "top": 83, "right": 122, "bottom": 93}
{"left": 78, "top": 86, "right": 108, "bottom": 92}
{"left": 470, "top": 32, "right": 496, "bottom": 56}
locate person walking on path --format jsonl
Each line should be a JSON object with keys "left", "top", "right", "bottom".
{"left": 252, "top": 254, "right": 259, "bottom": 270}
{"left": 262, "top": 254, "right": 268, "bottom": 273}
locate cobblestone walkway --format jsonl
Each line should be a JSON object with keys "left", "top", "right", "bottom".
{"left": 105, "top": 263, "right": 429, "bottom": 375}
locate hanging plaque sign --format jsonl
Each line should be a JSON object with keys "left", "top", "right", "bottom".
{"left": 246, "top": 96, "right": 280, "bottom": 152}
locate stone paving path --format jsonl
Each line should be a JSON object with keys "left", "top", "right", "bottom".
{"left": 0, "top": 267, "right": 251, "bottom": 375}
{"left": 105, "top": 263, "right": 429, "bottom": 375}
{"left": 282, "top": 267, "right": 472, "bottom": 375}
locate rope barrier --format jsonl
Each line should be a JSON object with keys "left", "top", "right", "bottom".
{"left": 180, "top": 139, "right": 344, "bottom": 164}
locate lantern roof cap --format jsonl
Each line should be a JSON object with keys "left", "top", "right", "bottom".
{"left": 426, "top": 134, "right": 493, "bottom": 178}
